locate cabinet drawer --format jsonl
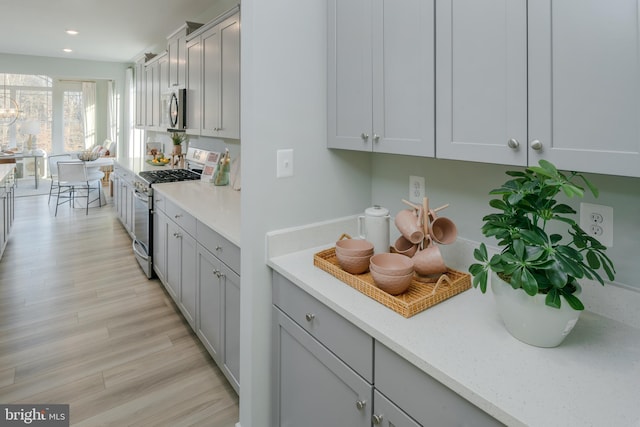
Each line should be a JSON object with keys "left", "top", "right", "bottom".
{"left": 272, "top": 272, "right": 373, "bottom": 382}
{"left": 197, "top": 220, "right": 240, "bottom": 273}
{"left": 164, "top": 198, "right": 196, "bottom": 236}
{"left": 374, "top": 341, "right": 503, "bottom": 427}
{"left": 153, "top": 191, "right": 166, "bottom": 213}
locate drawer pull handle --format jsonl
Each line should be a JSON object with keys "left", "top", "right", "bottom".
{"left": 213, "top": 269, "right": 224, "bottom": 278}
{"left": 173, "top": 232, "right": 182, "bottom": 238}
{"left": 372, "top": 414, "right": 383, "bottom": 425}
{"left": 356, "top": 400, "right": 366, "bottom": 410}
{"left": 215, "top": 246, "right": 223, "bottom": 252}
{"left": 305, "top": 313, "right": 315, "bottom": 322}
{"left": 174, "top": 213, "right": 183, "bottom": 219}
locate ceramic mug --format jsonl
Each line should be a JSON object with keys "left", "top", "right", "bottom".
{"left": 392, "top": 235, "right": 418, "bottom": 257}
{"left": 394, "top": 209, "right": 425, "bottom": 245}
{"left": 428, "top": 209, "right": 457, "bottom": 245}
{"left": 412, "top": 242, "right": 447, "bottom": 276}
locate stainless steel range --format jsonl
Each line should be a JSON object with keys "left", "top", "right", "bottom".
{"left": 132, "top": 148, "right": 210, "bottom": 278}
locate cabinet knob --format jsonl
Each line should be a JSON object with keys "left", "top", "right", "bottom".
{"left": 215, "top": 246, "right": 223, "bottom": 252}
{"left": 305, "top": 313, "right": 315, "bottom": 322}
{"left": 372, "top": 414, "right": 384, "bottom": 425}
{"left": 173, "top": 232, "right": 182, "bottom": 238}
{"left": 530, "top": 139, "right": 543, "bottom": 151}
{"left": 174, "top": 213, "right": 183, "bottom": 219}
{"left": 373, "top": 134, "right": 380, "bottom": 142}
{"left": 355, "top": 400, "right": 367, "bottom": 410}
{"left": 507, "top": 138, "right": 520, "bottom": 149}
{"left": 213, "top": 269, "right": 223, "bottom": 278}
{"left": 361, "top": 132, "right": 369, "bottom": 141}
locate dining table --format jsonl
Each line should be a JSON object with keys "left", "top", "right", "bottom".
{"left": 0, "top": 151, "right": 45, "bottom": 189}
{"left": 68, "top": 157, "right": 114, "bottom": 208}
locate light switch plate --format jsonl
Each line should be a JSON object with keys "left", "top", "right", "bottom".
{"left": 276, "top": 149, "right": 294, "bottom": 178}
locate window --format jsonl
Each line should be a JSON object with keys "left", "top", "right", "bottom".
{"left": 62, "top": 87, "right": 84, "bottom": 152}
{"left": 0, "top": 73, "right": 52, "bottom": 152}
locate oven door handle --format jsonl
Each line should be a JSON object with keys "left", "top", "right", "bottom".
{"left": 133, "top": 189, "right": 149, "bottom": 204}
{"left": 133, "top": 239, "right": 149, "bottom": 261}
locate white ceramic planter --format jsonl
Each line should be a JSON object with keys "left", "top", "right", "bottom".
{"left": 491, "top": 272, "right": 582, "bottom": 348}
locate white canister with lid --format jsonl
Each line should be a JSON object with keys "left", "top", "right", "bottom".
{"left": 357, "top": 206, "right": 390, "bottom": 254}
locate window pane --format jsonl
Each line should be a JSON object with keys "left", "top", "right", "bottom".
{"left": 63, "top": 90, "right": 84, "bottom": 152}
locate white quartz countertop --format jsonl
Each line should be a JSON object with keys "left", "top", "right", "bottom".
{"left": 152, "top": 180, "right": 240, "bottom": 246}
{"left": 268, "top": 243, "right": 640, "bottom": 427}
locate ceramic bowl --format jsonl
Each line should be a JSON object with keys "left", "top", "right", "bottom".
{"left": 335, "top": 238, "right": 374, "bottom": 257}
{"left": 336, "top": 253, "right": 372, "bottom": 275}
{"left": 77, "top": 150, "right": 100, "bottom": 161}
{"left": 369, "top": 253, "right": 414, "bottom": 276}
{"left": 371, "top": 269, "right": 414, "bottom": 295}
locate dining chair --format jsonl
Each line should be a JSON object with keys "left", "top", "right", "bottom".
{"left": 55, "top": 161, "right": 103, "bottom": 216}
{"left": 47, "top": 154, "right": 73, "bottom": 204}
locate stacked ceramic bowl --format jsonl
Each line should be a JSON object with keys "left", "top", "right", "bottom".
{"left": 370, "top": 253, "right": 415, "bottom": 295}
{"left": 335, "top": 238, "right": 374, "bottom": 274}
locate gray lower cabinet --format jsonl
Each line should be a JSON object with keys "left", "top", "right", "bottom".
{"left": 272, "top": 307, "right": 372, "bottom": 427}
{"left": 152, "top": 190, "right": 241, "bottom": 395}
{"left": 273, "top": 272, "right": 502, "bottom": 427}
{"left": 375, "top": 341, "right": 503, "bottom": 427}
{"left": 372, "top": 390, "right": 420, "bottom": 427}
{"left": 167, "top": 218, "right": 197, "bottom": 327}
{"left": 196, "top": 242, "right": 241, "bottom": 392}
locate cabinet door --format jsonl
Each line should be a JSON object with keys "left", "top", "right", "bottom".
{"left": 135, "top": 60, "right": 145, "bottom": 127}
{"left": 153, "top": 209, "right": 167, "bottom": 283}
{"left": 218, "top": 14, "right": 241, "bottom": 139}
{"left": 168, "top": 29, "right": 187, "bottom": 88}
{"left": 327, "top": 0, "right": 373, "bottom": 152}
{"left": 436, "top": 0, "right": 527, "bottom": 165}
{"left": 186, "top": 37, "right": 202, "bottom": 135}
{"left": 157, "top": 54, "right": 169, "bottom": 129}
{"left": 145, "top": 63, "right": 155, "bottom": 128}
{"left": 272, "top": 307, "right": 371, "bottom": 427}
{"left": 166, "top": 221, "right": 182, "bottom": 301}
{"left": 179, "top": 230, "right": 197, "bottom": 328}
{"left": 196, "top": 244, "right": 223, "bottom": 362}
{"left": 221, "top": 261, "right": 240, "bottom": 391}
{"left": 372, "top": 0, "right": 434, "bottom": 156}
{"left": 201, "top": 25, "right": 222, "bottom": 137}
{"left": 528, "top": 0, "right": 640, "bottom": 177}
{"left": 372, "top": 390, "right": 420, "bottom": 427}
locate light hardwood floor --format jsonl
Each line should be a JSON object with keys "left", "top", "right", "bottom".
{"left": 0, "top": 193, "right": 239, "bottom": 426}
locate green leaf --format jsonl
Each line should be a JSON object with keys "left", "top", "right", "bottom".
{"left": 545, "top": 288, "right": 561, "bottom": 309}
{"left": 586, "top": 251, "right": 601, "bottom": 269}
{"left": 561, "top": 291, "right": 585, "bottom": 311}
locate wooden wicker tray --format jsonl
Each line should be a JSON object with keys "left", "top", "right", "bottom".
{"left": 313, "top": 247, "right": 471, "bottom": 318}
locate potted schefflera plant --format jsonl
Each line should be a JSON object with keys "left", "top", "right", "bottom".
{"left": 469, "top": 160, "right": 615, "bottom": 347}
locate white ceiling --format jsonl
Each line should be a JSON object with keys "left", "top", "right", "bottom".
{"left": 0, "top": 0, "right": 218, "bottom": 63}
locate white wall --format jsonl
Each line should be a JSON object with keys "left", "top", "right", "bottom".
{"left": 239, "top": 0, "right": 371, "bottom": 425}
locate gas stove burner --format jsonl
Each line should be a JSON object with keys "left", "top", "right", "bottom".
{"left": 139, "top": 168, "right": 201, "bottom": 185}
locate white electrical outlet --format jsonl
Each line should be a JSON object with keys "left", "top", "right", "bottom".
{"left": 276, "top": 149, "right": 294, "bottom": 178}
{"left": 579, "top": 203, "right": 613, "bottom": 247}
{"left": 409, "top": 176, "right": 425, "bottom": 203}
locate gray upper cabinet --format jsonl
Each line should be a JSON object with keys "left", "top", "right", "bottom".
{"left": 436, "top": 0, "right": 528, "bottom": 166}
{"left": 528, "top": 0, "right": 640, "bottom": 177}
{"left": 328, "top": 0, "right": 434, "bottom": 156}
{"left": 437, "top": 0, "right": 640, "bottom": 177}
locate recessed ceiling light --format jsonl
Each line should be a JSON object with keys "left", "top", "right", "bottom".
{"left": 66, "top": 29, "right": 79, "bottom": 35}
{"left": 63, "top": 48, "right": 73, "bottom": 53}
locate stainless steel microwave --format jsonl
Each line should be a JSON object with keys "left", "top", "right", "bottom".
{"left": 166, "top": 88, "right": 186, "bottom": 131}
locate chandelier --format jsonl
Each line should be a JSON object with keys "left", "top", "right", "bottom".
{"left": 0, "top": 73, "right": 19, "bottom": 126}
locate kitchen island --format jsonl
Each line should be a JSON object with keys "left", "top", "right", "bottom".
{"left": 266, "top": 218, "right": 640, "bottom": 427}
